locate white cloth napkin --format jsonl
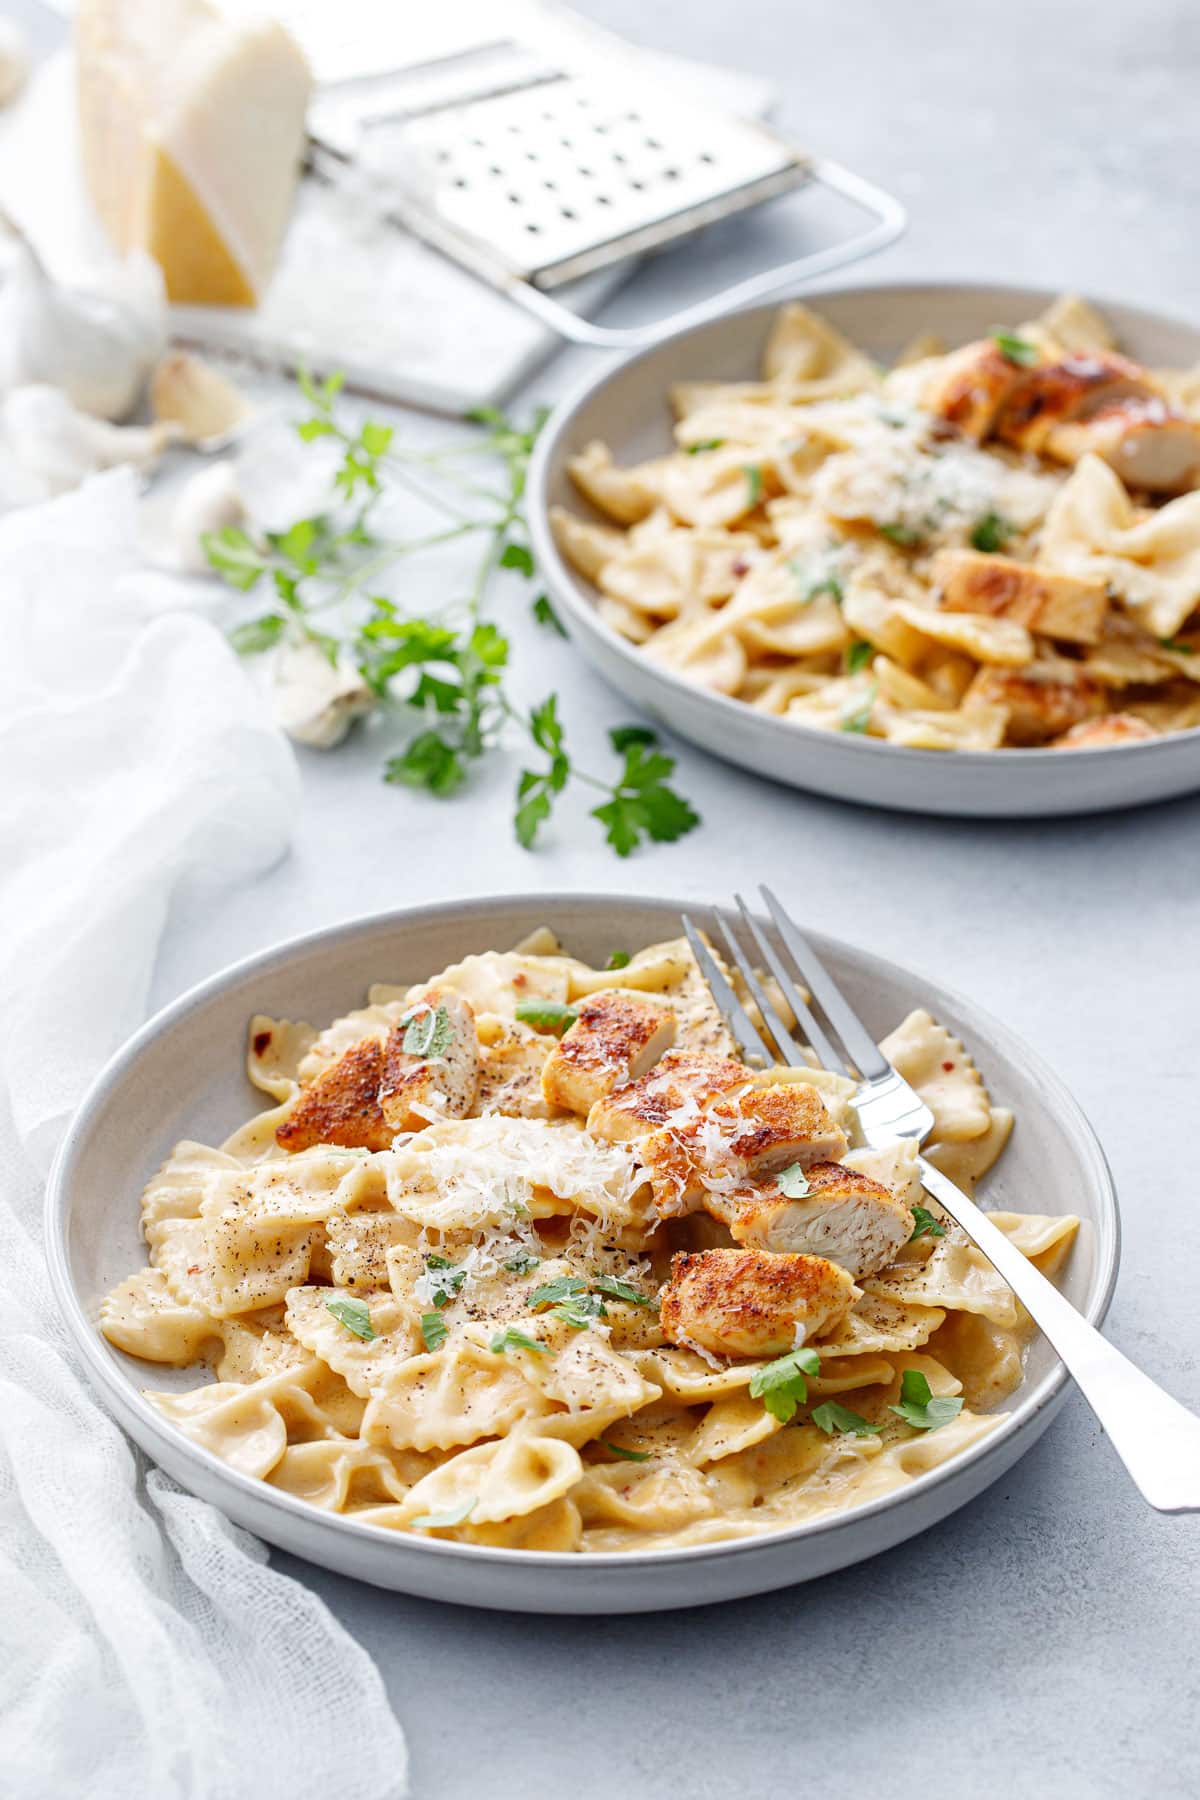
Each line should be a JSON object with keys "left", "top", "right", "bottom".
{"left": 0, "top": 471, "right": 409, "bottom": 1798}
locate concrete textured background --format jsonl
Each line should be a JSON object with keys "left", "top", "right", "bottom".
{"left": 13, "top": 1, "right": 1200, "bottom": 1795}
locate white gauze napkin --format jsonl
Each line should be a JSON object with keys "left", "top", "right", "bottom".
{"left": 0, "top": 470, "right": 409, "bottom": 1799}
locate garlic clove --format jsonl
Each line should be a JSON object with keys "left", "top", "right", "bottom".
{"left": 1, "top": 384, "right": 175, "bottom": 494}
{"left": 0, "top": 243, "right": 167, "bottom": 420}
{"left": 0, "top": 20, "right": 29, "bottom": 109}
{"left": 168, "top": 460, "right": 247, "bottom": 572}
{"left": 151, "top": 351, "right": 253, "bottom": 445}
{"left": 272, "top": 639, "right": 374, "bottom": 749}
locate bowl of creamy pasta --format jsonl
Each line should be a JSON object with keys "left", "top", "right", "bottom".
{"left": 527, "top": 282, "right": 1200, "bottom": 815}
{"left": 47, "top": 894, "right": 1118, "bottom": 1613}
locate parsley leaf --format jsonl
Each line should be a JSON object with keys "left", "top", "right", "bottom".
{"left": 845, "top": 639, "right": 874, "bottom": 675}
{"left": 889, "top": 1367, "right": 964, "bottom": 1432}
{"left": 326, "top": 1296, "right": 376, "bottom": 1341}
{"left": 590, "top": 1275, "right": 653, "bottom": 1308}
{"left": 789, "top": 557, "right": 844, "bottom": 604}
{"left": 605, "top": 950, "right": 632, "bottom": 969}
{"left": 203, "top": 525, "right": 269, "bottom": 591}
{"left": 591, "top": 732, "right": 700, "bottom": 858}
{"left": 499, "top": 541, "right": 535, "bottom": 576}
{"left": 550, "top": 1293, "right": 605, "bottom": 1329}
{"left": 411, "top": 1498, "right": 476, "bottom": 1530}
{"left": 384, "top": 732, "right": 466, "bottom": 797}
{"left": 743, "top": 464, "right": 764, "bottom": 509}
{"left": 420, "top": 1311, "right": 448, "bottom": 1351}
{"left": 970, "top": 511, "right": 1016, "bottom": 554}
{"left": 489, "top": 1326, "right": 548, "bottom": 1356}
{"left": 532, "top": 593, "right": 566, "bottom": 635}
{"left": 992, "top": 330, "right": 1040, "bottom": 367}
{"left": 686, "top": 438, "right": 725, "bottom": 453}
{"left": 503, "top": 1250, "right": 541, "bottom": 1275}
{"left": 775, "top": 1162, "right": 812, "bottom": 1199}
{"left": 514, "top": 694, "right": 571, "bottom": 848}
{"left": 228, "top": 613, "right": 286, "bottom": 656}
{"left": 514, "top": 999, "right": 578, "bottom": 1034}
{"left": 879, "top": 522, "right": 923, "bottom": 548}
{"left": 749, "top": 1346, "right": 822, "bottom": 1423}
{"left": 811, "top": 1401, "right": 883, "bottom": 1437}
{"left": 1160, "top": 637, "right": 1195, "bottom": 654}
{"left": 402, "top": 1003, "right": 454, "bottom": 1059}
{"left": 840, "top": 683, "right": 878, "bottom": 735}
{"left": 601, "top": 1441, "right": 652, "bottom": 1461}
{"left": 909, "top": 1204, "right": 947, "bottom": 1242}
{"left": 529, "top": 1276, "right": 587, "bottom": 1310}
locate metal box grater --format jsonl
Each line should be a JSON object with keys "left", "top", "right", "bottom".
{"left": 309, "top": 39, "right": 906, "bottom": 350}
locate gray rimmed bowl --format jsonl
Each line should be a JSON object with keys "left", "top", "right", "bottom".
{"left": 46, "top": 893, "right": 1119, "bottom": 1613}
{"left": 526, "top": 280, "right": 1200, "bottom": 817}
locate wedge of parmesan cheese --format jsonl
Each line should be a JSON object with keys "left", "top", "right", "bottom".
{"left": 75, "top": 0, "right": 311, "bottom": 306}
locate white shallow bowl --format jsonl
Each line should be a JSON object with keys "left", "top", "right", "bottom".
{"left": 527, "top": 280, "right": 1200, "bottom": 817}
{"left": 47, "top": 894, "right": 1119, "bottom": 1614}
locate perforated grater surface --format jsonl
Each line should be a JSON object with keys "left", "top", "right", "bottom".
{"left": 308, "top": 37, "right": 906, "bottom": 350}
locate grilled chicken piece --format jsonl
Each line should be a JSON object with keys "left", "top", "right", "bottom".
{"left": 638, "top": 1081, "right": 849, "bottom": 1218}
{"left": 660, "top": 1247, "right": 857, "bottom": 1357}
{"left": 276, "top": 1038, "right": 391, "bottom": 1153}
{"left": 1042, "top": 400, "right": 1200, "bottom": 495}
{"left": 966, "top": 661, "right": 1105, "bottom": 745}
{"left": 994, "top": 349, "right": 1157, "bottom": 455}
{"left": 921, "top": 339, "right": 1026, "bottom": 439}
{"left": 586, "top": 1051, "right": 749, "bottom": 1146}
{"left": 379, "top": 988, "right": 480, "bottom": 1133}
{"left": 540, "top": 991, "right": 677, "bottom": 1116}
{"left": 1051, "top": 712, "right": 1158, "bottom": 749}
{"left": 931, "top": 548, "right": 1107, "bottom": 646}
{"left": 728, "top": 1161, "right": 913, "bottom": 1279}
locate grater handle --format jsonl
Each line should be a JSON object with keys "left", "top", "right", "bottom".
{"left": 500, "top": 158, "right": 906, "bottom": 350}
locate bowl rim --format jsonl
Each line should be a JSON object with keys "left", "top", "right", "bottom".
{"left": 526, "top": 275, "right": 1200, "bottom": 773}
{"left": 46, "top": 890, "right": 1122, "bottom": 1573}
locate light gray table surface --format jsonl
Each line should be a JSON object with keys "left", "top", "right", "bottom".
{"left": 16, "top": 0, "right": 1200, "bottom": 1794}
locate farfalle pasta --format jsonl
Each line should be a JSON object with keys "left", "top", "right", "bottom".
{"left": 102, "top": 932, "right": 1078, "bottom": 1552}
{"left": 552, "top": 300, "right": 1200, "bottom": 751}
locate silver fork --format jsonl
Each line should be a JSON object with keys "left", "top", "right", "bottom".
{"left": 683, "top": 884, "right": 1200, "bottom": 1513}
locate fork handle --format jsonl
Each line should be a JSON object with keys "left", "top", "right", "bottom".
{"left": 918, "top": 1158, "right": 1200, "bottom": 1513}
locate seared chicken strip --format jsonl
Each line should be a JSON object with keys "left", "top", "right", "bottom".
{"left": 921, "top": 339, "right": 1025, "bottom": 439}
{"left": 540, "top": 990, "right": 677, "bottom": 1116}
{"left": 379, "top": 988, "right": 481, "bottom": 1132}
{"left": 276, "top": 1038, "right": 391, "bottom": 1153}
{"left": 637, "top": 1080, "right": 849, "bottom": 1217}
{"left": 1051, "top": 712, "right": 1158, "bottom": 749}
{"left": 727, "top": 1160, "right": 914, "bottom": 1279}
{"left": 660, "top": 1247, "right": 857, "bottom": 1358}
{"left": 1042, "top": 401, "right": 1200, "bottom": 495}
{"left": 931, "top": 548, "right": 1107, "bottom": 646}
{"left": 966, "top": 660, "right": 1105, "bottom": 745}
{"left": 995, "top": 350, "right": 1158, "bottom": 454}
{"left": 586, "top": 1050, "right": 749, "bottom": 1146}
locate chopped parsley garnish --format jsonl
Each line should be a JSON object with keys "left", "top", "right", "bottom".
{"left": 550, "top": 1292, "right": 606, "bottom": 1329}
{"left": 788, "top": 557, "right": 844, "bottom": 604}
{"left": 531, "top": 592, "right": 566, "bottom": 635}
{"left": 424, "top": 1258, "right": 467, "bottom": 1309}
{"left": 590, "top": 1275, "right": 654, "bottom": 1308}
{"left": 601, "top": 1441, "right": 652, "bottom": 1462}
{"left": 969, "top": 511, "right": 1017, "bottom": 554}
{"left": 686, "top": 438, "right": 725, "bottom": 454}
{"left": 420, "top": 1312, "right": 448, "bottom": 1351}
{"left": 605, "top": 950, "right": 632, "bottom": 969}
{"left": 879, "top": 522, "right": 923, "bottom": 548}
{"left": 889, "top": 1367, "right": 964, "bottom": 1432}
{"left": 514, "top": 999, "right": 578, "bottom": 1034}
{"left": 411, "top": 1498, "right": 476, "bottom": 1530}
{"left": 909, "top": 1205, "right": 947, "bottom": 1243}
{"left": 811, "top": 1401, "right": 883, "bottom": 1437}
{"left": 402, "top": 1003, "right": 454, "bottom": 1059}
{"left": 1160, "top": 637, "right": 1194, "bottom": 654}
{"left": 845, "top": 639, "right": 873, "bottom": 675}
{"left": 776, "top": 1162, "right": 812, "bottom": 1199}
{"left": 749, "top": 1346, "right": 821, "bottom": 1423}
{"left": 840, "top": 683, "right": 878, "bottom": 735}
{"left": 992, "top": 331, "right": 1040, "bottom": 367}
{"left": 503, "top": 1250, "right": 541, "bottom": 1274}
{"left": 743, "top": 463, "right": 764, "bottom": 509}
{"left": 529, "top": 1275, "right": 587, "bottom": 1310}
{"left": 325, "top": 1296, "right": 376, "bottom": 1341}
{"left": 489, "top": 1326, "right": 548, "bottom": 1356}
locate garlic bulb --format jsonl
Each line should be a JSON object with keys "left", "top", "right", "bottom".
{"left": 272, "top": 640, "right": 374, "bottom": 749}
{"left": 0, "top": 243, "right": 166, "bottom": 419}
{"left": 151, "top": 351, "right": 252, "bottom": 444}
{"left": 1, "top": 385, "right": 174, "bottom": 495}
{"left": 168, "top": 462, "right": 247, "bottom": 572}
{"left": 0, "top": 20, "right": 29, "bottom": 108}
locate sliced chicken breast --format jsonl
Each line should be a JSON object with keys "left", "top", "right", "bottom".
{"left": 966, "top": 660, "right": 1105, "bottom": 745}
{"left": 276, "top": 1038, "right": 391, "bottom": 1153}
{"left": 586, "top": 1051, "right": 749, "bottom": 1146}
{"left": 659, "top": 1247, "right": 857, "bottom": 1358}
{"left": 931, "top": 548, "right": 1107, "bottom": 645}
{"left": 637, "top": 1081, "right": 849, "bottom": 1217}
{"left": 1051, "top": 712, "right": 1158, "bottom": 749}
{"left": 1043, "top": 401, "right": 1200, "bottom": 495}
{"left": 728, "top": 1160, "right": 914, "bottom": 1278}
{"left": 540, "top": 990, "right": 677, "bottom": 1116}
{"left": 379, "top": 988, "right": 481, "bottom": 1133}
{"left": 995, "top": 350, "right": 1160, "bottom": 454}
{"left": 921, "top": 339, "right": 1026, "bottom": 439}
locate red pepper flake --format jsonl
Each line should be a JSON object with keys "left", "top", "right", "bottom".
{"left": 187, "top": 1264, "right": 202, "bottom": 1274}
{"left": 512, "top": 972, "right": 527, "bottom": 988}
{"left": 731, "top": 557, "right": 750, "bottom": 577}
{"left": 942, "top": 1060, "right": 955, "bottom": 1072}
{"left": 253, "top": 1030, "right": 272, "bottom": 1056}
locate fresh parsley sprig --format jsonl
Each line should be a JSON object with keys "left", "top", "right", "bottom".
{"left": 889, "top": 1367, "right": 964, "bottom": 1432}
{"left": 749, "top": 1345, "right": 822, "bottom": 1423}
{"left": 204, "top": 376, "right": 700, "bottom": 858}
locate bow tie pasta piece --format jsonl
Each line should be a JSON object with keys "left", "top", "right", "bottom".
{"left": 681, "top": 1391, "right": 783, "bottom": 1466}
{"left": 567, "top": 440, "right": 671, "bottom": 525}
{"left": 923, "top": 1108, "right": 1014, "bottom": 1194}
{"left": 267, "top": 1438, "right": 437, "bottom": 1513}
{"left": 246, "top": 1015, "right": 318, "bottom": 1100}
{"left": 146, "top": 1357, "right": 362, "bottom": 1480}
{"left": 863, "top": 1237, "right": 1023, "bottom": 1331}
{"left": 285, "top": 1286, "right": 422, "bottom": 1399}
{"left": 525, "top": 1332, "right": 662, "bottom": 1421}
{"left": 324, "top": 1209, "right": 419, "bottom": 1290}
{"left": 878, "top": 1010, "right": 993, "bottom": 1143}
{"left": 399, "top": 1433, "right": 585, "bottom": 1531}
{"left": 575, "top": 1459, "right": 718, "bottom": 1535}
{"left": 362, "top": 1337, "right": 551, "bottom": 1453}
{"left": 818, "top": 1292, "right": 947, "bottom": 1356}
{"left": 101, "top": 1268, "right": 221, "bottom": 1365}
{"left": 140, "top": 1139, "right": 241, "bottom": 1239}
{"left": 985, "top": 1211, "right": 1081, "bottom": 1279}
{"left": 212, "top": 1310, "right": 312, "bottom": 1383}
